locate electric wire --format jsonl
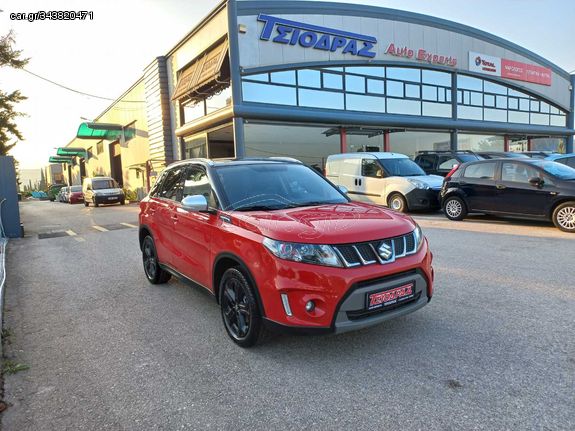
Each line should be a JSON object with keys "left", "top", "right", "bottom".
{"left": 21, "top": 68, "right": 146, "bottom": 103}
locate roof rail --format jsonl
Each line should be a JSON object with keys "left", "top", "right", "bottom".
{"left": 416, "top": 150, "right": 477, "bottom": 154}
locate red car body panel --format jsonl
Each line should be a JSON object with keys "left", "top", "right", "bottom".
{"left": 69, "top": 192, "right": 84, "bottom": 204}
{"left": 140, "top": 196, "right": 434, "bottom": 330}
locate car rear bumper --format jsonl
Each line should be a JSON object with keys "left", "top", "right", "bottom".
{"left": 405, "top": 188, "right": 441, "bottom": 210}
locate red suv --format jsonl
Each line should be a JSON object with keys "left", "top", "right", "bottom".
{"left": 139, "top": 159, "right": 434, "bottom": 347}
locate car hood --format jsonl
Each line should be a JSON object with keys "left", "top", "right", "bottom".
{"left": 228, "top": 202, "right": 416, "bottom": 244}
{"left": 403, "top": 175, "right": 444, "bottom": 189}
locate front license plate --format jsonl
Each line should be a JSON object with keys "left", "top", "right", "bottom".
{"left": 107, "top": 197, "right": 117, "bottom": 200}
{"left": 367, "top": 283, "right": 415, "bottom": 310}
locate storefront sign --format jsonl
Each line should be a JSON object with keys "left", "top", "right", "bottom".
{"left": 469, "top": 51, "right": 551, "bottom": 86}
{"left": 468, "top": 52, "right": 500, "bottom": 76}
{"left": 385, "top": 43, "right": 457, "bottom": 67}
{"left": 257, "top": 14, "right": 377, "bottom": 58}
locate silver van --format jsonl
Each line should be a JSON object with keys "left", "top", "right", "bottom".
{"left": 326, "top": 152, "right": 443, "bottom": 212}
{"left": 82, "top": 177, "right": 125, "bottom": 207}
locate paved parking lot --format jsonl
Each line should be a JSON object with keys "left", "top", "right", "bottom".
{"left": 2, "top": 200, "right": 574, "bottom": 430}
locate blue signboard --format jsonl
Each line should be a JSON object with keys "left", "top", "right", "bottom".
{"left": 258, "top": 14, "right": 377, "bottom": 58}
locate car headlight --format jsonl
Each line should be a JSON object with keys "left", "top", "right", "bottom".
{"left": 263, "top": 238, "right": 342, "bottom": 267}
{"left": 413, "top": 224, "right": 424, "bottom": 251}
{"left": 407, "top": 179, "right": 429, "bottom": 190}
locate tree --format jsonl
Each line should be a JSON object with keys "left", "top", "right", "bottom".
{"left": 0, "top": 30, "right": 29, "bottom": 155}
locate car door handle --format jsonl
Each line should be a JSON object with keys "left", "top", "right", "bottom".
{"left": 358, "top": 179, "right": 362, "bottom": 186}
{"left": 496, "top": 184, "right": 506, "bottom": 190}
{"left": 171, "top": 214, "right": 178, "bottom": 221}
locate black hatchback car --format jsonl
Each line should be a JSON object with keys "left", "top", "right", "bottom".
{"left": 440, "top": 159, "right": 575, "bottom": 232}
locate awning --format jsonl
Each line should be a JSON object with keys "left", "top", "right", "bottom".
{"left": 76, "top": 122, "right": 124, "bottom": 140}
{"left": 49, "top": 156, "right": 73, "bottom": 163}
{"left": 56, "top": 147, "right": 87, "bottom": 157}
{"left": 172, "top": 39, "right": 229, "bottom": 103}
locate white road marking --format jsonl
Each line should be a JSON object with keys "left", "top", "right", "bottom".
{"left": 74, "top": 237, "right": 86, "bottom": 242}
{"left": 120, "top": 222, "right": 138, "bottom": 228}
{"left": 66, "top": 230, "right": 77, "bottom": 236}
{"left": 92, "top": 225, "right": 108, "bottom": 232}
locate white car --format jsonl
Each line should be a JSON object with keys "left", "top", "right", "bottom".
{"left": 82, "top": 177, "right": 125, "bottom": 207}
{"left": 325, "top": 152, "right": 443, "bottom": 212}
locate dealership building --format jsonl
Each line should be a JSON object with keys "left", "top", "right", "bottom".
{"left": 60, "top": 0, "right": 574, "bottom": 190}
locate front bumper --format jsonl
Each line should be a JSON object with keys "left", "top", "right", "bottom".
{"left": 255, "top": 240, "right": 433, "bottom": 334}
{"left": 95, "top": 195, "right": 123, "bottom": 204}
{"left": 405, "top": 188, "right": 441, "bottom": 210}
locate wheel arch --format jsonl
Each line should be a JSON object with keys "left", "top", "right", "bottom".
{"left": 212, "top": 252, "right": 266, "bottom": 317}
{"left": 549, "top": 199, "right": 575, "bottom": 219}
{"left": 138, "top": 224, "right": 152, "bottom": 251}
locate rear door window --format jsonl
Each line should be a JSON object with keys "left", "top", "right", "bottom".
{"left": 438, "top": 157, "right": 458, "bottom": 170}
{"left": 416, "top": 155, "right": 435, "bottom": 170}
{"left": 463, "top": 162, "right": 497, "bottom": 180}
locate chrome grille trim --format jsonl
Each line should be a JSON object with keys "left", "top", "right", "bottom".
{"left": 333, "top": 231, "right": 417, "bottom": 268}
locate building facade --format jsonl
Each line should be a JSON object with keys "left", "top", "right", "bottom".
{"left": 166, "top": 0, "right": 574, "bottom": 170}
{"left": 58, "top": 0, "right": 575, "bottom": 192}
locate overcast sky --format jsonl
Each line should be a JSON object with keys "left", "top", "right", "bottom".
{"left": 2, "top": 0, "right": 574, "bottom": 169}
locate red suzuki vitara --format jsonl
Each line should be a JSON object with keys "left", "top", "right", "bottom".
{"left": 139, "top": 158, "right": 434, "bottom": 347}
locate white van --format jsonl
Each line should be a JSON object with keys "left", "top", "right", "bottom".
{"left": 82, "top": 177, "right": 125, "bottom": 207}
{"left": 325, "top": 152, "right": 443, "bottom": 212}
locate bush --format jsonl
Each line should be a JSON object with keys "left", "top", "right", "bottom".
{"left": 123, "top": 188, "right": 138, "bottom": 202}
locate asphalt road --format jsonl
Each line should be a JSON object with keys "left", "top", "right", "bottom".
{"left": 2, "top": 200, "right": 574, "bottom": 430}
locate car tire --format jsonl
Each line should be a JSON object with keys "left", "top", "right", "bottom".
{"left": 94, "top": 199, "right": 99, "bottom": 208}
{"left": 219, "top": 267, "right": 266, "bottom": 348}
{"left": 552, "top": 201, "right": 575, "bottom": 233}
{"left": 388, "top": 193, "right": 408, "bottom": 213}
{"left": 121, "top": 199, "right": 126, "bottom": 206}
{"left": 443, "top": 196, "right": 467, "bottom": 221}
{"left": 84, "top": 201, "right": 89, "bottom": 207}
{"left": 142, "top": 236, "right": 171, "bottom": 284}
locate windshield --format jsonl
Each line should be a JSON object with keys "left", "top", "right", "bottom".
{"left": 92, "top": 179, "right": 118, "bottom": 190}
{"left": 70, "top": 186, "right": 82, "bottom": 192}
{"left": 214, "top": 163, "right": 349, "bottom": 211}
{"left": 532, "top": 161, "right": 575, "bottom": 180}
{"left": 379, "top": 158, "right": 426, "bottom": 176}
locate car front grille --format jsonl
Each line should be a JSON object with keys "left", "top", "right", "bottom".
{"left": 333, "top": 231, "right": 418, "bottom": 267}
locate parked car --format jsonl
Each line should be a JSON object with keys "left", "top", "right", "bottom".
{"left": 476, "top": 151, "right": 529, "bottom": 159}
{"left": 441, "top": 159, "right": 575, "bottom": 232}
{"left": 413, "top": 150, "right": 483, "bottom": 176}
{"left": 67, "top": 185, "right": 84, "bottom": 204}
{"left": 139, "top": 158, "right": 434, "bottom": 347}
{"left": 325, "top": 152, "right": 443, "bottom": 212}
{"left": 521, "top": 151, "right": 558, "bottom": 159}
{"left": 59, "top": 186, "right": 70, "bottom": 203}
{"left": 83, "top": 177, "right": 125, "bottom": 207}
{"left": 47, "top": 184, "right": 65, "bottom": 202}
{"left": 545, "top": 153, "right": 575, "bottom": 168}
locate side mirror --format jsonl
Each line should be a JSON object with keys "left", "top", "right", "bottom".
{"left": 181, "top": 194, "right": 208, "bottom": 212}
{"left": 528, "top": 177, "right": 543, "bottom": 187}
{"left": 376, "top": 170, "right": 383, "bottom": 178}
{"left": 337, "top": 185, "right": 349, "bottom": 195}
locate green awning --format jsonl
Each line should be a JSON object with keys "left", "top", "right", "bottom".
{"left": 57, "top": 147, "right": 86, "bottom": 157}
{"left": 49, "top": 156, "right": 73, "bottom": 163}
{"left": 76, "top": 122, "right": 124, "bottom": 140}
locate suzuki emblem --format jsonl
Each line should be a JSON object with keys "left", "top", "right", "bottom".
{"left": 378, "top": 242, "right": 393, "bottom": 260}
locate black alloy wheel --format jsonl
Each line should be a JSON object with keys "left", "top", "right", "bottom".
{"left": 219, "top": 267, "right": 264, "bottom": 347}
{"left": 142, "top": 236, "right": 171, "bottom": 284}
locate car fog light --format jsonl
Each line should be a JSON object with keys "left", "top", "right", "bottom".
{"left": 305, "top": 300, "right": 315, "bottom": 312}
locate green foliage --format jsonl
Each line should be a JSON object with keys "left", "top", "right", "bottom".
{"left": 3, "top": 360, "right": 29, "bottom": 375}
{"left": 123, "top": 188, "right": 138, "bottom": 202}
{"left": 0, "top": 30, "right": 29, "bottom": 155}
